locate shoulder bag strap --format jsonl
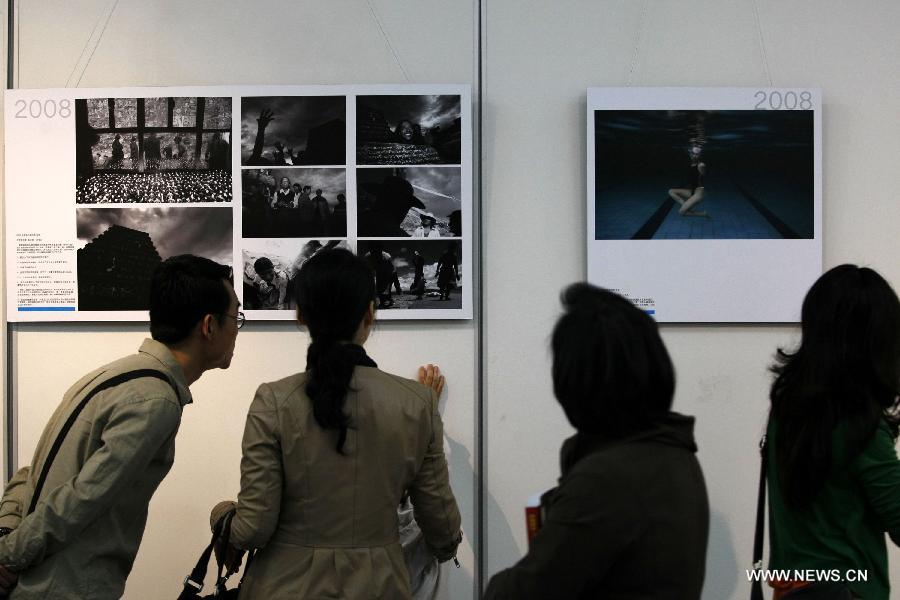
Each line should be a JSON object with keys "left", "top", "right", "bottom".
{"left": 214, "top": 511, "right": 256, "bottom": 595}
{"left": 751, "top": 429, "right": 768, "bottom": 600}
{"left": 179, "top": 509, "right": 255, "bottom": 599}
{"left": 178, "top": 514, "right": 226, "bottom": 599}
{"left": 27, "top": 369, "right": 175, "bottom": 515}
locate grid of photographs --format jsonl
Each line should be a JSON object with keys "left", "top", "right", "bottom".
{"left": 239, "top": 90, "right": 469, "bottom": 319}
{"left": 73, "top": 96, "right": 234, "bottom": 311}
{"left": 355, "top": 95, "right": 464, "bottom": 313}
{"left": 238, "top": 95, "right": 350, "bottom": 316}
{"left": 5, "top": 85, "right": 470, "bottom": 322}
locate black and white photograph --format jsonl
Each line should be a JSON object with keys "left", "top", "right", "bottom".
{"left": 241, "top": 96, "right": 345, "bottom": 166}
{"left": 75, "top": 97, "right": 232, "bottom": 203}
{"left": 356, "top": 240, "right": 462, "bottom": 310}
{"left": 357, "top": 95, "right": 461, "bottom": 165}
{"left": 357, "top": 167, "right": 461, "bottom": 238}
{"left": 242, "top": 239, "right": 350, "bottom": 311}
{"left": 76, "top": 207, "right": 232, "bottom": 311}
{"left": 242, "top": 168, "right": 346, "bottom": 238}
{"left": 7, "top": 83, "right": 471, "bottom": 322}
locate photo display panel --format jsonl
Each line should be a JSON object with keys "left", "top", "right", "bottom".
{"left": 5, "top": 85, "right": 473, "bottom": 322}
{"left": 587, "top": 87, "right": 822, "bottom": 322}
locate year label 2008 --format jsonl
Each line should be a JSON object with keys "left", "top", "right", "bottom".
{"left": 14, "top": 99, "right": 73, "bottom": 119}
{"left": 753, "top": 90, "right": 813, "bottom": 110}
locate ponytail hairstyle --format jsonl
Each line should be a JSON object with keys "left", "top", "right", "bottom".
{"left": 770, "top": 265, "right": 900, "bottom": 509}
{"left": 295, "top": 249, "right": 377, "bottom": 453}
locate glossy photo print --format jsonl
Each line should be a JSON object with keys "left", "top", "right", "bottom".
{"left": 586, "top": 87, "right": 821, "bottom": 322}
{"left": 594, "top": 109, "right": 814, "bottom": 240}
{"left": 76, "top": 206, "right": 232, "bottom": 311}
{"left": 75, "top": 97, "right": 232, "bottom": 203}
{"left": 357, "top": 167, "right": 461, "bottom": 238}
{"left": 242, "top": 168, "right": 347, "bottom": 238}
{"left": 241, "top": 239, "right": 350, "bottom": 311}
{"left": 357, "top": 95, "right": 461, "bottom": 165}
{"left": 356, "top": 240, "right": 462, "bottom": 310}
{"left": 241, "top": 96, "right": 346, "bottom": 166}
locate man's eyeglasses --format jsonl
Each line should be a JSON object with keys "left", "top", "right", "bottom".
{"left": 223, "top": 311, "right": 245, "bottom": 329}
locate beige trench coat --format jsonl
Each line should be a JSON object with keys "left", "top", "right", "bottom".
{"left": 213, "top": 366, "right": 462, "bottom": 600}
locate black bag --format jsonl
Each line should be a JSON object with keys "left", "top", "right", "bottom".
{"left": 178, "top": 510, "right": 253, "bottom": 599}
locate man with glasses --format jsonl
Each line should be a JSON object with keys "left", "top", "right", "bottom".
{"left": 0, "top": 255, "right": 241, "bottom": 599}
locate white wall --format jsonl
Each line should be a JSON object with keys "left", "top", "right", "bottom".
{"left": 483, "top": 1, "right": 900, "bottom": 598}
{"left": 5, "top": 1, "right": 478, "bottom": 598}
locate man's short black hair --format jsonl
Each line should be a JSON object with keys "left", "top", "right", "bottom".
{"left": 551, "top": 283, "right": 674, "bottom": 437}
{"left": 150, "top": 255, "right": 233, "bottom": 344}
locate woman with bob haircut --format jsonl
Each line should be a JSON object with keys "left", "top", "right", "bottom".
{"left": 765, "top": 265, "right": 900, "bottom": 600}
{"left": 484, "top": 283, "right": 709, "bottom": 599}
{"left": 211, "top": 248, "right": 462, "bottom": 599}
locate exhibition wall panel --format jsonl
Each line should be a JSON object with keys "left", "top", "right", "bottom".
{"left": 1, "top": 1, "right": 8, "bottom": 480}
{"left": 483, "top": 1, "right": 899, "bottom": 598}
{"left": 5, "top": 2, "right": 900, "bottom": 600}
{"left": 5, "top": 2, "right": 478, "bottom": 598}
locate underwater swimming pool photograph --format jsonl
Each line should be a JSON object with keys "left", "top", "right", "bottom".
{"left": 594, "top": 109, "right": 813, "bottom": 240}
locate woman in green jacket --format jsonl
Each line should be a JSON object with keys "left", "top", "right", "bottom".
{"left": 766, "top": 264, "right": 900, "bottom": 600}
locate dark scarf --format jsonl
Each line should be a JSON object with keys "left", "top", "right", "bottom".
{"left": 559, "top": 412, "right": 698, "bottom": 476}
{"left": 305, "top": 342, "right": 377, "bottom": 371}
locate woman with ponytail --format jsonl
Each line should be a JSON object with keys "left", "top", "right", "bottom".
{"left": 765, "top": 265, "right": 900, "bottom": 600}
{"left": 211, "top": 248, "right": 461, "bottom": 599}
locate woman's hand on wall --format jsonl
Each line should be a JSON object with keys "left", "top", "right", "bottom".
{"left": 418, "top": 364, "right": 445, "bottom": 397}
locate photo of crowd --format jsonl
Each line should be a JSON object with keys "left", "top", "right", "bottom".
{"left": 241, "top": 96, "right": 346, "bottom": 166}
{"left": 357, "top": 95, "right": 462, "bottom": 165}
{"left": 242, "top": 168, "right": 346, "bottom": 238}
{"left": 75, "top": 97, "right": 232, "bottom": 204}
{"left": 357, "top": 167, "right": 461, "bottom": 238}
{"left": 242, "top": 239, "right": 350, "bottom": 310}
{"left": 75, "top": 171, "right": 232, "bottom": 203}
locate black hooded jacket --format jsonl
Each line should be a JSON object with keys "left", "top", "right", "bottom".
{"left": 484, "top": 412, "right": 709, "bottom": 600}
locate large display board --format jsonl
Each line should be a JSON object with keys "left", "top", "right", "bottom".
{"left": 587, "top": 87, "right": 822, "bottom": 322}
{"left": 5, "top": 85, "right": 472, "bottom": 322}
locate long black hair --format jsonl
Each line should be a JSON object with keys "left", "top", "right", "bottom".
{"left": 295, "top": 249, "right": 376, "bottom": 453}
{"left": 551, "top": 283, "right": 675, "bottom": 437}
{"left": 770, "top": 264, "right": 900, "bottom": 508}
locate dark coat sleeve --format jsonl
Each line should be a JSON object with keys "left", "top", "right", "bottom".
{"left": 483, "top": 469, "right": 643, "bottom": 600}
